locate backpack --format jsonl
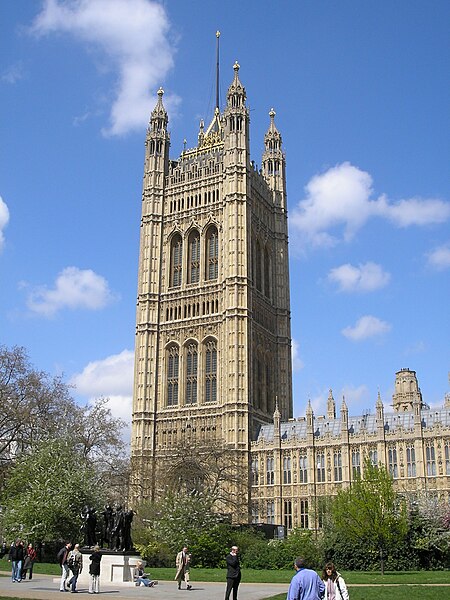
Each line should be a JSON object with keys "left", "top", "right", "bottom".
{"left": 67, "top": 552, "right": 76, "bottom": 569}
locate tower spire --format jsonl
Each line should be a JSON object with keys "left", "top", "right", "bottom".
{"left": 215, "top": 31, "right": 220, "bottom": 111}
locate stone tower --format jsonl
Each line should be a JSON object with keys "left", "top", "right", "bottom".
{"left": 392, "top": 368, "right": 424, "bottom": 412}
{"left": 130, "top": 60, "right": 292, "bottom": 519}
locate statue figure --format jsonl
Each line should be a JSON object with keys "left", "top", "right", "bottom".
{"left": 102, "top": 505, "right": 113, "bottom": 548}
{"left": 122, "top": 509, "right": 134, "bottom": 551}
{"left": 82, "top": 506, "right": 97, "bottom": 547}
{"left": 110, "top": 504, "right": 125, "bottom": 551}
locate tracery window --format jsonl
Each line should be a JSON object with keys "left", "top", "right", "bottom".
{"left": 369, "top": 448, "right": 378, "bottom": 466}
{"left": 406, "top": 445, "right": 416, "bottom": 477}
{"left": 185, "top": 342, "right": 198, "bottom": 405}
{"left": 166, "top": 344, "right": 179, "bottom": 406}
{"left": 316, "top": 452, "right": 326, "bottom": 483}
{"left": 333, "top": 451, "right": 342, "bottom": 482}
{"left": 426, "top": 444, "right": 436, "bottom": 476}
{"left": 251, "top": 458, "right": 259, "bottom": 485}
{"left": 266, "top": 456, "right": 274, "bottom": 485}
{"left": 445, "top": 442, "right": 450, "bottom": 476}
{"left": 188, "top": 230, "right": 200, "bottom": 284}
{"left": 388, "top": 447, "right": 398, "bottom": 478}
{"left": 266, "top": 500, "right": 275, "bottom": 524}
{"left": 170, "top": 234, "right": 182, "bottom": 287}
{"left": 299, "top": 499, "right": 309, "bottom": 529}
{"left": 206, "top": 226, "right": 218, "bottom": 280}
{"left": 284, "top": 500, "right": 293, "bottom": 531}
{"left": 283, "top": 456, "right": 292, "bottom": 484}
{"left": 299, "top": 454, "right": 308, "bottom": 483}
{"left": 204, "top": 339, "right": 217, "bottom": 403}
{"left": 352, "top": 449, "right": 361, "bottom": 478}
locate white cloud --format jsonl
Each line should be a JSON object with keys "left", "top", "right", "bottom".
{"left": 291, "top": 338, "right": 304, "bottom": 372}
{"left": 30, "top": 0, "right": 178, "bottom": 136}
{"left": 341, "top": 384, "right": 370, "bottom": 409}
{"left": 328, "top": 261, "right": 390, "bottom": 293}
{"left": 26, "top": 266, "right": 116, "bottom": 316}
{"left": 0, "top": 196, "right": 10, "bottom": 252}
{"left": 1, "top": 62, "right": 25, "bottom": 84}
{"left": 290, "top": 162, "right": 450, "bottom": 249}
{"left": 70, "top": 349, "right": 134, "bottom": 438}
{"left": 426, "top": 243, "right": 450, "bottom": 270}
{"left": 342, "top": 315, "right": 391, "bottom": 341}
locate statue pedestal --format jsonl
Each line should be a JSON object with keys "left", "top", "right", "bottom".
{"left": 76, "top": 550, "right": 141, "bottom": 589}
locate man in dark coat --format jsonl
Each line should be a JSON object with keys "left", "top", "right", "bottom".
{"left": 225, "top": 546, "right": 241, "bottom": 600}
{"left": 8, "top": 539, "right": 24, "bottom": 583}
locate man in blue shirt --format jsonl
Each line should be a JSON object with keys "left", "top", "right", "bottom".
{"left": 287, "top": 557, "right": 325, "bottom": 600}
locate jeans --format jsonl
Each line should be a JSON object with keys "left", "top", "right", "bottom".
{"left": 60, "top": 564, "right": 70, "bottom": 591}
{"left": 11, "top": 560, "right": 22, "bottom": 582}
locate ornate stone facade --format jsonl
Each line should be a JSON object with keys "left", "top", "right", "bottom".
{"left": 130, "top": 62, "right": 292, "bottom": 517}
{"left": 130, "top": 59, "right": 450, "bottom": 528}
{"left": 251, "top": 369, "right": 450, "bottom": 531}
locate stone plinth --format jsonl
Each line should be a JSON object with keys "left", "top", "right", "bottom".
{"left": 76, "top": 550, "right": 141, "bottom": 588}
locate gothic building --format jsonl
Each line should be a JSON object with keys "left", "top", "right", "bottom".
{"left": 251, "top": 368, "right": 450, "bottom": 531}
{"left": 130, "top": 61, "right": 292, "bottom": 516}
{"left": 130, "top": 58, "right": 450, "bottom": 529}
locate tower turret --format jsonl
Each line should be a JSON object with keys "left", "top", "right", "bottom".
{"left": 327, "top": 389, "right": 336, "bottom": 420}
{"left": 262, "top": 108, "right": 286, "bottom": 206}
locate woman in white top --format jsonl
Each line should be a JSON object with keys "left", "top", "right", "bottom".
{"left": 322, "top": 562, "right": 349, "bottom": 600}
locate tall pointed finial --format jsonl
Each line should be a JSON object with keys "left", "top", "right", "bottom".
{"left": 215, "top": 31, "right": 221, "bottom": 111}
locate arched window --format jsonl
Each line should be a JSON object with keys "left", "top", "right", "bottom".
{"left": 205, "top": 339, "right": 217, "bottom": 403}
{"left": 206, "top": 226, "right": 218, "bottom": 280}
{"left": 264, "top": 246, "right": 271, "bottom": 298}
{"left": 170, "top": 234, "right": 182, "bottom": 287}
{"left": 167, "top": 344, "right": 179, "bottom": 406}
{"left": 255, "top": 240, "right": 262, "bottom": 291}
{"left": 188, "top": 230, "right": 200, "bottom": 284}
{"left": 185, "top": 342, "right": 198, "bottom": 405}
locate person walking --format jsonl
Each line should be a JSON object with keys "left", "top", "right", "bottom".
{"left": 8, "top": 539, "right": 24, "bottom": 583}
{"left": 287, "top": 557, "right": 325, "bottom": 600}
{"left": 21, "top": 542, "right": 37, "bottom": 580}
{"left": 175, "top": 545, "right": 192, "bottom": 590}
{"left": 322, "top": 562, "right": 349, "bottom": 600}
{"left": 67, "top": 543, "right": 83, "bottom": 593}
{"left": 88, "top": 545, "right": 102, "bottom": 594}
{"left": 225, "top": 545, "right": 241, "bottom": 600}
{"left": 57, "top": 541, "right": 72, "bottom": 592}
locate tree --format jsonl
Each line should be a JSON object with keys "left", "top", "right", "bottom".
{"left": 0, "top": 345, "right": 129, "bottom": 501}
{"left": 1, "top": 439, "right": 103, "bottom": 542}
{"left": 330, "top": 458, "right": 408, "bottom": 574}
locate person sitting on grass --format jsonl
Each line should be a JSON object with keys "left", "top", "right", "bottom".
{"left": 133, "top": 560, "right": 157, "bottom": 587}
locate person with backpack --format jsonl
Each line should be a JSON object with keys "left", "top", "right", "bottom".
{"left": 67, "top": 543, "right": 83, "bottom": 593}
{"left": 57, "top": 541, "right": 72, "bottom": 592}
{"left": 322, "top": 562, "right": 349, "bottom": 600}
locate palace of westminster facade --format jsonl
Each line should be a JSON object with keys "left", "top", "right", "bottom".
{"left": 130, "top": 59, "right": 450, "bottom": 530}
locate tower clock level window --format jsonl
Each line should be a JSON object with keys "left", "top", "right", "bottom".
{"left": 188, "top": 231, "right": 200, "bottom": 284}
{"left": 205, "top": 340, "right": 217, "bottom": 402}
{"left": 170, "top": 234, "right": 183, "bottom": 287}
{"left": 206, "top": 226, "right": 218, "bottom": 280}
{"left": 167, "top": 345, "right": 179, "bottom": 406}
{"left": 185, "top": 342, "right": 198, "bottom": 404}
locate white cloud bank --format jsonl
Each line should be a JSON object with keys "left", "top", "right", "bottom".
{"left": 328, "top": 261, "right": 391, "bottom": 293}
{"left": 290, "top": 162, "right": 450, "bottom": 249}
{"left": 0, "top": 196, "right": 10, "bottom": 252}
{"left": 342, "top": 315, "right": 391, "bottom": 341}
{"left": 427, "top": 243, "right": 450, "bottom": 270}
{"left": 70, "top": 349, "right": 134, "bottom": 436}
{"left": 26, "top": 266, "right": 116, "bottom": 316}
{"left": 291, "top": 338, "right": 304, "bottom": 372}
{"left": 31, "top": 0, "right": 177, "bottom": 136}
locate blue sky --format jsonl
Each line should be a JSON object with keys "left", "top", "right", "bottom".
{"left": 1, "top": 1, "right": 449, "bottom": 430}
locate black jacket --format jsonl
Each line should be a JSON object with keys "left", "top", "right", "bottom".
{"left": 226, "top": 553, "right": 241, "bottom": 579}
{"left": 9, "top": 544, "right": 24, "bottom": 562}
{"left": 89, "top": 551, "right": 102, "bottom": 576}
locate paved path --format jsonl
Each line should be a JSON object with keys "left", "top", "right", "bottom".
{"left": 0, "top": 573, "right": 287, "bottom": 600}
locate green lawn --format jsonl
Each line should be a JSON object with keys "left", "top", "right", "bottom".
{"left": 266, "top": 590, "right": 446, "bottom": 600}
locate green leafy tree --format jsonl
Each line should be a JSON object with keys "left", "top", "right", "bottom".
{"left": 1, "top": 439, "right": 104, "bottom": 542}
{"left": 330, "top": 458, "right": 408, "bottom": 574}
